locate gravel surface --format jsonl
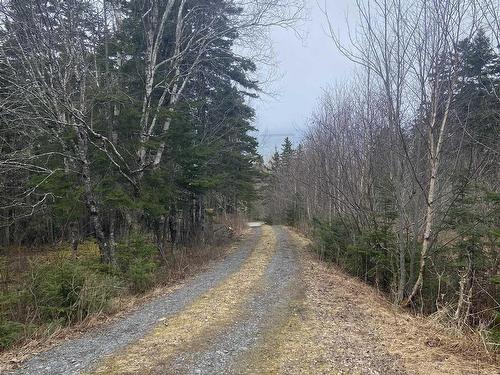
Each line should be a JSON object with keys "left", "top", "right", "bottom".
{"left": 7, "top": 228, "right": 261, "bottom": 375}
{"left": 165, "top": 226, "right": 302, "bottom": 375}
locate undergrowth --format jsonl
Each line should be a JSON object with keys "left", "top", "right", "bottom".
{"left": 0, "top": 234, "right": 225, "bottom": 351}
{"left": 308, "top": 218, "right": 500, "bottom": 353}
{"left": 0, "top": 243, "right": 121, "bottom": 350}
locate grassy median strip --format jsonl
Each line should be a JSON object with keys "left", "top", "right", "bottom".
{"left": 90, "top": 225, "right": 276, "bottom": 375}
{"left": 231, "top": 228, "right": 332, "bottom": 375}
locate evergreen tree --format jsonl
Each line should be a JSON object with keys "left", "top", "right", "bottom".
{"left": 453, "top": 29, "right": 500, "bottom": 152}
{"left": 281, "top": 137, "right": 294, "bottom": 163}
{"left": 0, "top": 0, "right": 263, "bottom": 259}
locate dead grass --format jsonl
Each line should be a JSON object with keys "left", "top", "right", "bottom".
{"left": 232, "top": 280, "right": 330, "bottom": 375}
{"left": 235, "top": 230, "right": 352, "bottom": 375}
{"left": 89, "top": 225, "right": 277, "bottom": 375}
{"left": 236, "top": 227, "right": 499, "bottom": 374}
{"left": 285, "top": 228, "right": 500, "bottom": 375}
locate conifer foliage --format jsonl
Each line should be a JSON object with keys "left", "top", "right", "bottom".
{"left": 0, "top": 0, "right": 281, "bottom": 261}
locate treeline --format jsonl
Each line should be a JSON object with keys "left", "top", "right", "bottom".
{"left": 0, "top": 0, "right": 302, "bottom": 259}
{"left": 265, "top": 0, "right": 499, "bottom": 337}
{"left": 0, "top": 0, "right": 303, "bottom": 348}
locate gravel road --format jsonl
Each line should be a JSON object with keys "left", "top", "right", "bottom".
{"left": 7, "top": 228, "right": 261, "bottom": 375}
{"left": 7, "top": 225, "right": 484, "bottom": 375}
{"left": 166, "top": 226, "right": 302, "bottom": 375}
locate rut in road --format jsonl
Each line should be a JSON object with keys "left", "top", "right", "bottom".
{"left": 90, "top": 225, "right": 301, "bottom": 374}
{"left": 166, "top": 226, "right": 301, "bottom": 374}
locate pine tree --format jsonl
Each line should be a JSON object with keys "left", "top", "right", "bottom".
{"left": 453, "top": 29, "right": 500, "bottom": 152}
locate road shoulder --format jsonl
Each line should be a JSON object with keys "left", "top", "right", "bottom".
{"left": 267, "top": 228, "right": 499, "bottom": 375}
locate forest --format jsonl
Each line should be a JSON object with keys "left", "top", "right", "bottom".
{"left": 0, "top": 0, "right": 499, "bottom": 364}
{"left": 0, "top": 0, "right": 301, "bottom": 350}
{"left": 264, "top": 0, "right": 499, "bottom": 340}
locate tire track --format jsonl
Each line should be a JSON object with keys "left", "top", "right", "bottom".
{"left": 235, "top": 228, "right": 409, "bottom": 375}
{"left": 166, "top": 226, "right": 303, "bottom": 375}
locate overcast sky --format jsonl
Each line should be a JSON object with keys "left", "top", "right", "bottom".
{"left": 252, "top": 0, "right": 355, "bottom": 158}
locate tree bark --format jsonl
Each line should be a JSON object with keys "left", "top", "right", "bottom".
{"left": 76, "top": 125, "right": 113, "bottom": 264}
{"left": 403, "top": 96, "right": 451, "bottom": 307}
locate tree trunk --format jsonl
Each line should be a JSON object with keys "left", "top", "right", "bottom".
{"left": 402, "top": 159, "right": 437, "bottom": 307}
{"left": 108, "top": 211, "right": 117, "bottom": 265}
{"left": 455, "top": 248, "right": 473, "bottom": 326}
{"left": 403, "top": 100, "right": 451, "bottom": 307}
{"left": 397, "top": 212, "right": 406, "bottom": 303}
{"left": 76, "top": 125, "right": 113, "bottom": 265}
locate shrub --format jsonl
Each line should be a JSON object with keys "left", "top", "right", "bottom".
{"left": 312, "top": 218, "right": 351, "bottom": 262}
{"left": 0, "top": 288, "right": 26, "bottom": 321}
{"left": 127, "top": 259, "right": 158, "bottom": 293}
{"left": 311, "top": 217, "right": 395, "bottom": 292}
{"left": 0, "top": 256, "right": 7, "bottom": 284}
{"left": 26, "top": 258, "right": 120, "bottom": 324}
{"left": 0, "top": 319, "right": 30, "bottom": 350}
{"left": 116, "top": 235, "right": 159, "bottom": 293}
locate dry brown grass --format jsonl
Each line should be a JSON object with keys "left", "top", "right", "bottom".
{"left": 235, "top": 228, "right": 499, "bottom": 374}
{"left": 234, "top": 230, "right": 349, "bottom": 375}
{"left": 233, "top": 282, "right": 334, "bottom": 375}
{"left": 284, "top": 228, "right": 500, "bottom": 375}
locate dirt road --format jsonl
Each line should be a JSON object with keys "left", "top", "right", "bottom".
{"left": 6, "top": 226, "right": 499, "bottom": 375}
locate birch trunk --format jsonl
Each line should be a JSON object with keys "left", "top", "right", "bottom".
{"left": 136, "top": 0, "right": 180, "bottom": 173}
{"left": 403, "top": 95, "right": 451, "bottom": 307}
